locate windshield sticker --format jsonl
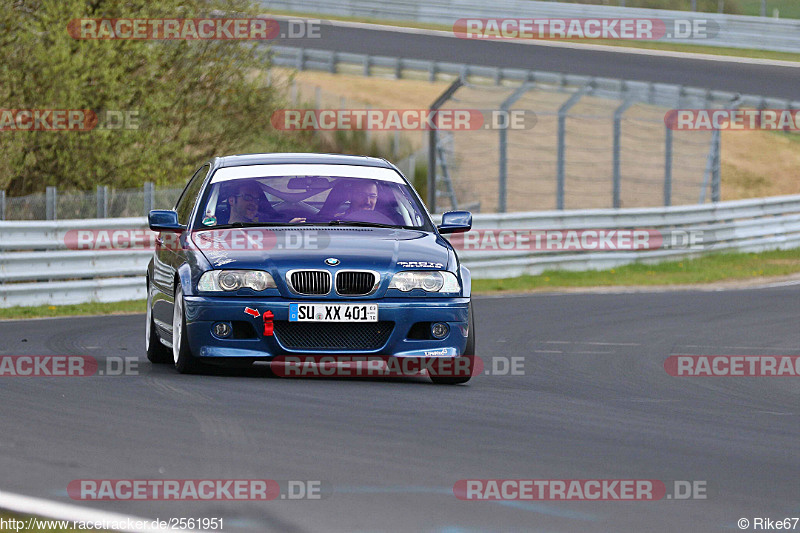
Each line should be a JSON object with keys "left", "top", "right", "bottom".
{"left": 201, "top": 215, "right": 217, "bottom": 226}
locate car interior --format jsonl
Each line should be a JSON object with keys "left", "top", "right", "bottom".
{"left": 204, "top": 177, "right": 420, "bottom": 227}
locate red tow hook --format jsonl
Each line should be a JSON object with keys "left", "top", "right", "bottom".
{"left": 263, "top": 310, "right": 274, "bottom": 336}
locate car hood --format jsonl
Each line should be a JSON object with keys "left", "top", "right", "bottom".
{"left": 191, "top": 227, "right": 452, "bottom": 274}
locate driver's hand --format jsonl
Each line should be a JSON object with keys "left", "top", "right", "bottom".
{"left": 289, "top": 217, "right": 306, "bottom": 223}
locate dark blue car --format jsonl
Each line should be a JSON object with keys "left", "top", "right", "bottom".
{"left": 146, "top": 153, "right": 475, "bottom": 384}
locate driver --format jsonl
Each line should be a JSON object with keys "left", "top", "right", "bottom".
{"left": 336, "top": 179, "right": 378, "bottom": 218}
{"left": 226, "top": 181, "right": 261, "bottom": 224}
{"left": 226, "top": 180, "right": 305, "bottom": 224}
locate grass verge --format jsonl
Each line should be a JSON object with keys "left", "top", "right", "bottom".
{"left": 2, "top": 249, "right": 799, "bottom": 319}
{"left": 0, "top": 299, "right": 146, "bottom": 321}
{"left": 472, "top": 248, "right": 800, "bottom": 293}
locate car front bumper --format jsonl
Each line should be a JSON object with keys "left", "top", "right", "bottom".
{"left": 183, "top": 296, "right": 471, "bottom": 360}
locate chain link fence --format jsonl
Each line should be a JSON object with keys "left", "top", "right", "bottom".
{"left": 428, "top": 79, "right": 717, "bottom": 213}
{"left": 0, "top": 184, "right": 183, "bottom": 220}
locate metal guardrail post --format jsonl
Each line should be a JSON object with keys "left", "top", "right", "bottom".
{"left": 613, "top": 98, "right": 635, "bottom": 209}
{"left": 427, "top": 77, "right": 464, "bottom": 213}
{"left": 0, "top": 190, "right": 5, "bottom": 221}
{"left": 144, "top": 182, "right": 154, "bottom": 215}
{"left": 664, "top": 127, "right": 673, "bottom": 207}
{"left": 557, "top": 84, "right": 592, "bottom": 210}
{"left": 329, "top": 51, "right": 337, "bottom": 74}
{"left": 711, "top": 130, "right": 721, "bottom": 202}
{"left": 46, "top": 186, "right": 57, "bottom": 221}
{"left": 498, "top": 83, "right": 534, "bottom": 213}
{"left": 96, "top": 185, "right": 108, "bottom": 218}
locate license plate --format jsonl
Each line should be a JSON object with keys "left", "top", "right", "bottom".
{"left": 289, "top": 303, "right": 378, "bottom": 322}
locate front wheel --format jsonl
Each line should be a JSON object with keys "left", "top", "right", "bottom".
{"left": 430, "top": 304, "right": 476, "bottom": 385}
{"left": 172, "top": 283, "right": 203, "bottom": 374}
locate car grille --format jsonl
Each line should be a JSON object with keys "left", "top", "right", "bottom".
{"left": 273, "top": 321, "right": 394, "bottom": 351}
{"left": 336, "top": 271, "right": 378, "bottom": 296}
{"left": 288, "top": 270, "right": 330, "bottom": 295}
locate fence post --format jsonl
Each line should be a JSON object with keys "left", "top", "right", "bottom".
{"left": 613, "top": 98, "right": 635, "bottom": 209}
{"left": 96, "top": 185, "right": 108, "bottom": 218}
{"left": 144, "top": 182, "right": 154, "bottom": 215}
{"left": 498, "top": 83, "right": 533, "bottom": 213}
{"left": 664, "top": 126, "right": 673, "bottom": 207}
{"left": 46, "top": 186, "right": 57, "bottom": 220}
{"left": 557, "top": 84, "right": 592, "bottom": 210}
{"left": 0, "top": 190, "right": 5, "bottom": 221}
{"left": 427, "top": 77, "right": 464, "bottom": 213}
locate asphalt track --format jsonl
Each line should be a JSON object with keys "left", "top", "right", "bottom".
{"left": 271, "top": 20, "right": 800, "bottom": 100}
{"left": 1, "top": 285, "right": 799, "bottom": 532}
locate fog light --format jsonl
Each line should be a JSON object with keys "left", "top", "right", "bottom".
{"left": 431, "top": 322, "right": 449, "bottom": 339}
{"left": 213, "top": 322, "right": 232, "bottom": 338}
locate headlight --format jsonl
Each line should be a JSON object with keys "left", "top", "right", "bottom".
{"left": 198, "top": 270, "right": 276, "bottom": 292}
{"left": 388, "top": 271, "right": 460, "bottom": 293}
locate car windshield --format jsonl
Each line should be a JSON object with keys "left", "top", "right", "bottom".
{"left": 195, "top": 170, "right": 431, "bottom": 230}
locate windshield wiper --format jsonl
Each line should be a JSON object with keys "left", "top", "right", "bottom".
{"left": 198, "top": 222, "right": 296, "bottom": 230}
{"left": 327, "top": 220, "right": 400, "bottom": 229}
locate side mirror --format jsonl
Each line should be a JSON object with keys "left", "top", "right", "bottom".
{"left": 148, "top": 210, "right": 185, "bottom": 232}
{"left": 437, "top": 210, "right": 472, "bottom": 234}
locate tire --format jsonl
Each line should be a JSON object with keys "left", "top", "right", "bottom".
{"left": 430, "top": 304, "right": 476, "bottom": 385}
{"left": 146, "top": 282, "right": 172, "bottom": 364}
{"left": 172, "top": 283, "right": 203, "bottom": 374}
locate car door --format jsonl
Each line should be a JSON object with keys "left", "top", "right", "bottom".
{"left": 151, "top": 163, "right": 210, "bottom": 329}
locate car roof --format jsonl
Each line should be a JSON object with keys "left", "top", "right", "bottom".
{"left": 215, "top": 153, "right": 393, "bottom": 169}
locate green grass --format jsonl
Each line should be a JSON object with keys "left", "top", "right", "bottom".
{"left": 472, "top": 248, "right": 800, "bottom": 292}
{"left": 0, "top": 299, "right": 146, "bottom": 320}
{"left": 2, "top": 249, "right": 800, "bottom": 318}
{"left": 264, "top": 9, "right": 800, "bottom": 62}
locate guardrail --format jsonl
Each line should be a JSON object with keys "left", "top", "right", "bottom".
{"left": 269, "top": 46, "right": 800, "bottom": 111}
{"left": 0, "top": 218, "right": 150, "bottom": 308}
{"left": 260, "top": 0, "right": 800, "bottom": 53}
{"left": 455, "top": 194, "right": 800, "bottom": 278}
{"left": 3, "top": 195, "right": 800, "bottom": 307}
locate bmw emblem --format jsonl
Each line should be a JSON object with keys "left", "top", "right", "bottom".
{"left": 325, "top": 257, "right": 340, "bottom": 266}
